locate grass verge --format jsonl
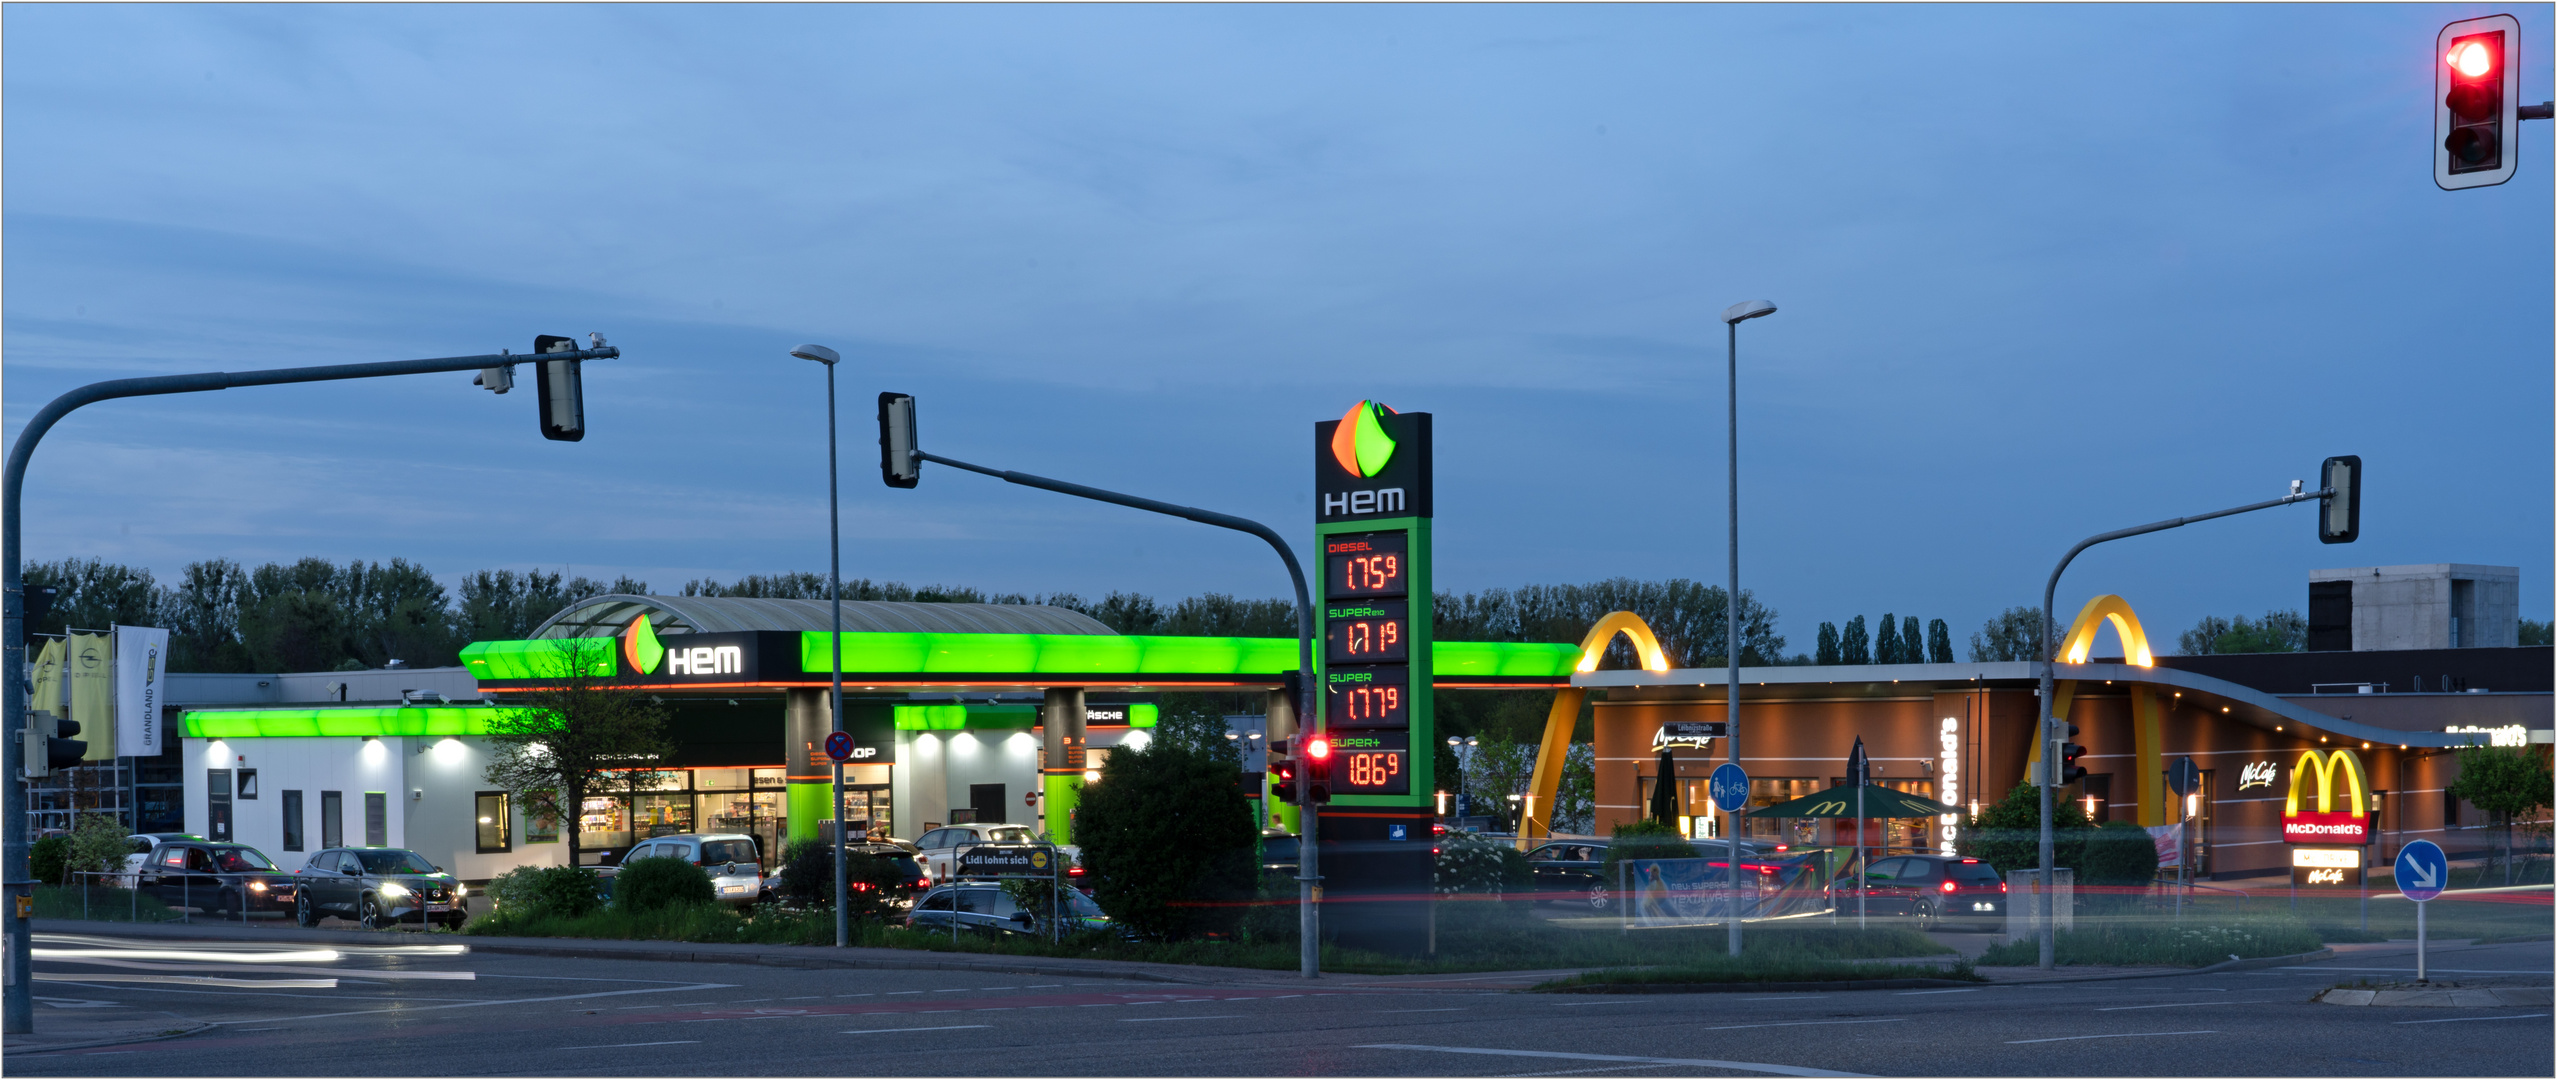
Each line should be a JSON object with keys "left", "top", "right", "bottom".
{"left": 463, "top": 899, "right": 1955, "bottom": 976}
{"left": 1976, "top": 916, "right": 2322, "bottom": 967}
{"left": 31, "top": 884, "right": 178, "bottom": 923}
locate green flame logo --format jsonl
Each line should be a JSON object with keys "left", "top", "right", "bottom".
{"left": 624, "top": 615, "right": 665, "bottom": 675}
{"left": 1329, "top": 400, "right": 1398, "bottom": 478}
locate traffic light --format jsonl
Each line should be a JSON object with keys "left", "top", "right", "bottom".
{"left": 2317, "top": 455, "right": 2360, "bottom": 545}
{"left": 21, "top": 710, "right": 85, "bottom": 779}
{"left": 877, "top": 393, "right": 919, "bottom": 488}
{"left": 1304, "top": 735, "right": 1333, "bottom": 804}
{"left": 2435, "top": 14, "right": 2520, "bottom": 190}
{"left": 532, "top": 334, "right": 585, "bottom": 442}
{"left": 2055, "top": 722, "right": 2087, "bottom": 786}
{"left": 1268, "top": 738, "right": 1300, "bottom": 804}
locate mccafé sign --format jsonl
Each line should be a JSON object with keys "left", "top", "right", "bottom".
{"left": 2281, "top": 748, "right": 2372, "bottom": 845}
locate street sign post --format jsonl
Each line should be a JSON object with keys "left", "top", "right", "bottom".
{"left": 2396, "top": 839, "right": 2448, "bottom": 982}
{"left": 2167, "top": 756, "right": 2200, "bottom": 920}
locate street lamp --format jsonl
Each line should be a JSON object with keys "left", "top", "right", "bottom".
{"left": 789, "top": 342, "right": 849, "bottom": 949}
{"left": 1718, "top": 298, "right": 1774, "bottom": 959}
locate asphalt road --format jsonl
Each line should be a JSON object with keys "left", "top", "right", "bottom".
{"left": 12, "top": 935, "right": 2550, "bottom": 1076}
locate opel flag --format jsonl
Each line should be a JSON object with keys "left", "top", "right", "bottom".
{"left": 114, "top": 625, "right": 170, "bottom": 757}
{"left": 29, "top": 639, "right": 68, "bottom": 721}
{"left": 68, "top": 632, "right": 115, "bottom": 759}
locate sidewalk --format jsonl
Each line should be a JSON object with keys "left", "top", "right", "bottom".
{"left": 4, "top": 1012, "right": 214, "bottom": 1057}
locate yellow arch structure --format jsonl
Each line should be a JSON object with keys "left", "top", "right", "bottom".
{"left": 2027, "top": 594, "right": 2168, "bottom": 826}
{"left": 1523, "top": 612, "right": 1670, "bottom": 839}
{"left": 2285, "top": 748, "right": 2371, "bottom": 816}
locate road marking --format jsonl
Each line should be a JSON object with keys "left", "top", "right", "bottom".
{"left": 887, "top": 990, "right": 924, "bottom": 995}
{"left": 34, "top": 972, "right": 337, "bottom": 989}
{"left": 842, "top": 1025, "right": 991, "bottom": 1035}
{"left": 557, "top": 1041, "right": 701, "bottom": 1050}
{"left": 1354, "top": 1043, "right": 1867, "bottom": 1078}
{"left": 1896, "top": 989, "right": 1983, "bottom": 996}
{"left": 209, "top": 981, "right": 739, "bottom": 1024}
{"left": 1026, "top": 984, "right": 1061, "bottom": 988}
{"left": 1702, "top": 1019, "right": 1907, "bottom": 1032}
{"left": 2394, "top": 1013, "right": 2550, "bottom": 1024}
{"left": 2098, "top": 1001, "right": 2272, "bottom": 1011}
{"left": 2283, "top": 967, "right": 2553, "bottom": 975}
{"left": 2006, "top": 1030, "right": 2216, "bottom": 1044}
{"left": 1376, "top": 1007, "right": 1468, "bottom": 1013}
{"left": 1121, "top": 1014, "right": 1243, "bottom": 1022}
{"left": 934, "top": 988, "right": 971, "bottom": 993}
{"left": 1557, "top": 1000, "right": 1641, "bottom": 1006}
{"left": 783, "top": 995, "right": 820, "bottom": 1000}
{"left": 1496, "top": 1067, "right": 1690, "bottom": 1078}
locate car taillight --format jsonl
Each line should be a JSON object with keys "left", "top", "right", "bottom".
{"left": 1940, "top": 880, "right": 1957, "bottom": 893}
{"left": 1999, "top": 881, "right": 2008, "bottom": 893}
{"left": 1068, "top": 866, "right": 1084, "bottom": 876}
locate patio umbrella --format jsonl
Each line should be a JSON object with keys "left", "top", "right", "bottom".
{"left": 1647, "top": 748, "right": 1678, "bottom": 826}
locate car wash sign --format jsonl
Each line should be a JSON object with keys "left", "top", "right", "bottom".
{"left": 2281, "top": 748, "right": 2372, "bottom": 845}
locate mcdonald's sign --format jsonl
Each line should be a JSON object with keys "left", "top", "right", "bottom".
{"left": 2281, "top": 748, "right": 2372, "bottom": 845}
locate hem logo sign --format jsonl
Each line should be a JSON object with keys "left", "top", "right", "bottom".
{"left": 1322, "top": 400, "right": 1406, "bottom": 517}
{"left": 624, "top": 615, "right": 743, "bottom": 677}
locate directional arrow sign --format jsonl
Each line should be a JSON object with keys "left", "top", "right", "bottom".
{"left": 2396, "top": 839, "right": 2447, "bottom": 902}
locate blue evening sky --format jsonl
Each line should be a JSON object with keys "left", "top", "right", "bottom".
{"left": 6, "top": 4, "right": 2550, "bottom": 654}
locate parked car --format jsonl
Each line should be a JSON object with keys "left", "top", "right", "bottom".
{"left": 1831, "top": 854, "right": 2007, "bottom": 930}
{"left": 117, "top": 833, "right": 205, "bottom": 886}
{"left": 293, "top": 847, "right": 467, "bottom": 929}
{"left": 1524, "top": 838, "right": 1776, "bottom": 909}
{"left": 134, "top": 840, "right": 297, "bottom": 916}
{"left": 846, "top": 843, "right": 929, "bottom": 905}
{"left": 1259, "top": 830, "right": 1300, "bottom": 876}
{"left": 603, "top": 833, "right": 766, "bottom": 907}
{"left": 912, "top": 824, "right": 1039, "bottom": 882}
{"left": 904, "top": 881, "right": 1109, "bottom": 937}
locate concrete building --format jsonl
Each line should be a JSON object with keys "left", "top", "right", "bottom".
{"left": 2309, "top": 564, "right": 2521, "bottom": 651}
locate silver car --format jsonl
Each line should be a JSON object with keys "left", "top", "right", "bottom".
{"left": 616, "top": 834, "right": 767, "bottom": 906}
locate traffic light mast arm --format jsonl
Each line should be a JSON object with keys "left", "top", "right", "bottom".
{"left": 2026, "top": 480, "right": 2338, "bottom": 971}
{"left": 1, "top": 343, "right": 616, "bottom": 1037}
{"left": 2524, "top": 103, "right": 2554, "bottom": 120}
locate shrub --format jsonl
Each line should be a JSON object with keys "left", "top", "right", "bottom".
{"left": 1076, "top": 735, "right": 1259, "bottom": 941}
{"left": 1957, "top": 782, "right": 2089, "bottom": 874}
{"left": 67, "top": 813, "right": 132, "bottom": 877}
{"left": 488, "top": 864, "right": 605, "bottom": 921}
{"left": 29, "top": 837, "right": 71, "bottom": 887}
{"left": 778, "top": 839, "right": 838, "bottom": 908}
{"left": 1434, "top": 831, "right": 1509, "bottom": 896}
{"left": 615, "top": 856, "right": 715, "bottom": 913}
{"left": 2080, "top": 820, "right": 2161, "bottom": 887}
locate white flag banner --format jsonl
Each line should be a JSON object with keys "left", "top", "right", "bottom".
{"left": 113, "top": 624, "right": 170, "bottom": 757}
{"left": 2145, "top": 822, "right": 2183, "bottom": 868}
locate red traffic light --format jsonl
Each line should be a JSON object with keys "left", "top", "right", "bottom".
{"left": 1305, "top": 736, "right": 1331, "bottom": 760}
{"left": 2448, "top": 39, "right": 2494, "bottom": 79}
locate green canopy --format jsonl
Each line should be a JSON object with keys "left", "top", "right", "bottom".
{"left": 1745, "top": 784, "right": 1955, "bottom": 819}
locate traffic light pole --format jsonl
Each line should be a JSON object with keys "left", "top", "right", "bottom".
{"left": 2032, "top": 485, "right": 2330, "bottom": 970}
{"left": 908, "top": 449, "right": 1322, "bottom": 978}
{"left": 1, "top": 345, "right": 617, "bottom": 1034}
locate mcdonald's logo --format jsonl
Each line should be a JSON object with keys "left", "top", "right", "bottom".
{"left": 2281, "top": 748, "right": 2372, "bottom": 845}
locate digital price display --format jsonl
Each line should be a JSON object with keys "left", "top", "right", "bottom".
{"left": 1325, "top": 531, "right": 1407, "bottom": 599}
{"left": 1325, "top": 600, "right": 1408, "bottom": 665}
{"left": 1328, "top": 732, "right": 1410, "bottom": 795}
{"left": 1326, "top": 668, "right": 1408, "bottom": 730}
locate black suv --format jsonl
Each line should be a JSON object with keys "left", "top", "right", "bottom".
{"left": 135, "top": 841, "right": 298, "bottom": 916}
{"left": 293, "top": 847, "right": 467, "bottom": 929}
{"left": 1833, "top": 854, "right": 2006, "bottom": 930}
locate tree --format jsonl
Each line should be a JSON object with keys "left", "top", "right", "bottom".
{"left": 1073, "top": 732, "right": 1259, "bottom": 940}
{"left": 480, "top": 639, "right": 674, "bottom": 870}
{"left": 456, "top": 568, "right": 635, "bottom": 642}
{"left": 1875, "top": 613, "right": 1902, "bottom": 665}
{"left": 1148, "top": 692, "right": 1243, "bottom": 768}
{"left": 2446, "top": 745, "right": 2554, "bottom": 886}
{"left": 1552, "top": 742, "right": 1597, "bottom": 835}
{"left": 166, "top": 559, "right": 254, "bottom": 672}
{"left": 1969, "top": 606, "right": 2052, "bottom": 662}
{"left": 1839, "top": 615, "right": 1871, "bottom": 665}
{"left": 2522, "top": 618, "right": 2552, "bottom": 647}
{"left": 1462, "top": 731, "right": 1537, "bottom": 830}
{"left": 1433, "top": 578, "right": 1785, "bottom": 668}
{"left": 1926, "top": 618, "right": 1954, "bottom": 664}
{"left": 1958, "top": 782, "right": 2091, "bottom": 875}
{"left": 22, "top": 557, "right": 167, "bottom": 639}
{"left": 1816, "top": 622, "right": 1841, "bottom": 665}
{"left": 2176, "top": 610, "right": 2307, "bottom": 655}
{"left": 1903, "top": 616, "right": 1922, "bottom": 663}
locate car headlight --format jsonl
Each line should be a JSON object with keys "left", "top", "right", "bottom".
{"left": 453, "top": 882, "right": 467, "bottom": 898}
{"left": 249, "top": 882, "right": 269, "bottom": 892}
{"left": 379, "top": 882, "right": 410, "bottom": 899}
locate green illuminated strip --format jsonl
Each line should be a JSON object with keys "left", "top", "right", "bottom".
{"left": 892, "top": 702, "right": 1160, "bottom": 731}
{"left": 1431, "top": 641, "right": 1580, "bottom": 680}
{"left": 181, "top": 707, "right": 517, "bottom": 739}
{"left": 801, "top": 632, "right": 1297, "bottom": 676}
{"left": 459, "top": 639, "right": 617, "bottom": 680}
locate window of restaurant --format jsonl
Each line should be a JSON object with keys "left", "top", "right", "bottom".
{"left": 1744, "top": 777, "right": 1822, "bottom": 847}
{"left": 695, "top": 768, "right": 788, "bottom": 867}
{"left": 475, "top": 792, "right": 512, "bottom": 854}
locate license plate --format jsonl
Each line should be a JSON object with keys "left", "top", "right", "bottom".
{"left": 425, "top": 903, "right": 451, "bottom": 913}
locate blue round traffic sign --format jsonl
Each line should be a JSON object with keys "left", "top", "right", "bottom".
{"left": 1709, "top": 762, "right": 1751, "bottom": 813}
{"left": 823, "top": 730, "right": 855, "bottom": 763}
{"left": 2396, "top": 839, "right": 2447, "bottom": 902}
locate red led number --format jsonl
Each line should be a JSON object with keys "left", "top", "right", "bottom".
{"left": 1343, "top": 685, "right": 1400, "bottom": 723}
{"left": 1340, "top": 554, "right": 1399, "bottom": 593}
{"left": 1345, "top": 752, "right": 1402, "bottom": 788}
{"left": 1342, "top": 619, "right": 1401, "bottom": 656}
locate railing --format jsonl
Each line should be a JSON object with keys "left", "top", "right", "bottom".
{"left": 60, "top": 869, "right": 291, "bottom": 926}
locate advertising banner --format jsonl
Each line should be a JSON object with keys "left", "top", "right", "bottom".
{"left": 68, "top": 632, "right": 115, "bottom": 758}
{"left": 2145, "top": 822, "right": 2183, "bottom": 868}
{"left": 29, "top": 639, "right": 68, "bottom": 720}
{"left": 112, "top": 625, "right": 169, "bottom": 757}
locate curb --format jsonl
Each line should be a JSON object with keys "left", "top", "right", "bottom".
{"left": 2, "top": 1021, "right": 216, "bottom": 1057}
{"left": 450, "top": 939, "right": 1209, "bottom": 984}
{"left": 1974, "top": 947, "right": 2335, "bottom": 983}
{"left": 1538, "top": 977, "right": 1984, "bottom": 994}
{"left": 2317, "top": 986, "right": 2552, "bottom": 1008}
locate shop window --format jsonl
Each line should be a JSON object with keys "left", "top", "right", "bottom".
{"left": 476, "top": 792, "right": 512, "bottom": 854}
{"left": 364, "top": 792, "right": 387, "bottom": 847}
{"left": 636, "top": 793, "right": 693, "bottom": 838}
{"left": 282, "top": 790, "right": 305, "bottom": 852}
{"left": 237, "top": 769, "right": 259, "bottom": 800}
{"left": 581, "top": 795, "right": 633, "bottom": 853}
{"left": 968, "top": 783, "right": 1008, "bottom": 826}
{"left": 321, "top": 791, "right": 344, "bottom": 848}
{"left": 207, "top": 769, "right": 233, "bottom": 842}
{"left": 524, "top": 791, "right": 560, "bottom": 844}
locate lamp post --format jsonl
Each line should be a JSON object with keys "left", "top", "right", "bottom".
{"left": 1719, "top": 298, "right": 1775, "bottom": 959}
{"left": 790, "top": 343, "right": 849, "bottom": 948}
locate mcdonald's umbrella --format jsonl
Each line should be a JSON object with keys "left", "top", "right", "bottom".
{"left": 1745, "top": 785, "right": 1957, "bottom": 820}
{"left": 1647, "top": 748, "right": 1678, "bottom": 824}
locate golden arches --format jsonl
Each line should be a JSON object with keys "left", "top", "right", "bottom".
{"left": 2285, "top": 748, "right": 2371, "bottom": 816}
{"left": 1575, "top": 610, "right": 1670, "bottom": 674}
{"left": 2058, "top": 594, "right": 2155, "bottom": 667}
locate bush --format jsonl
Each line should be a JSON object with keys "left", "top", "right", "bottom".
{"left": 487, "top": 864, "right": 605, "bottom": 921}
{"left": 1599, "top": 819, "right": 1695, "bottom": 885}
{"left": 1434, "top": 831, "right": 1510, "bottom": 896}
{"left": 614, "top": 856, "right": 715, "bottom": 913}
{"left": 1957, "top": 782, "right": 2089, "bottom": 874}
{"left": 2081, "top": 820, "right": 2161, "bottom": 887}
{"left": 29, "top": 837, "right": 71, "bottom": 887}
{"left": 67, "top": 813, "right": 132, "bottom": 878}
{"left": 1076, "top": 735, "right": 1259, "bottom": 941}
{"left": 778, "top": 839, "right": 834, "bottom": 907}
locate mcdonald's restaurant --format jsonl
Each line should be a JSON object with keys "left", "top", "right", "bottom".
{"left": 1581, "top": 590, "right": 2552, "bottom": 883}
